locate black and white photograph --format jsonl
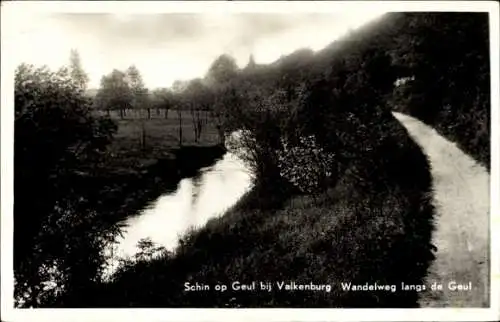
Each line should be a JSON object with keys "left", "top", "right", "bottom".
{"left": 1, "top": 1, "right": 499, "bottom": 321}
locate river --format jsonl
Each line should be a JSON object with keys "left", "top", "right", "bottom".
{"left": 103, "top": 135, "right": 254, "bottom": 279}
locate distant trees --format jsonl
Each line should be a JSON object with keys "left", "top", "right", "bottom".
{"left": 125, "top": 65, "right": 151, "bottom": 149}
{"left": 245, "top": 54, "right": 256, "bottom": 70}
{"left": 95, "top": 70, "right": 133, "bottom": 118}
{"left": 151, "top": 88, "right": 174, "bottom": 119}
{"left": 89, "top": 54, "right": 245, "bottom": 147}
{"left": 94, "top": 66, "right": 151, "bottom": 119}
{"left": 14, "top": 63, "right": 119, "bottom": 307}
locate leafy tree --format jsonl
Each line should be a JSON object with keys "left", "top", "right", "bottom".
{"left": 205, "top": 54, "right": 239, "bottom": 85}
{"left": 245, "top": 54, "right": 257, "bottom": 70}
{"left": 95, "top": 69, "right": 133, "bottom": 119}
{"left": 172, "top": 80, "right": 189, "bottom": 145}
{"left": 217, "top": 79, "right": 296, "bottom": 207}
{"left": 203, "top": 54, "right": 241, "bottom": 145}
{"left": 210, "top": 79, "right": 246, "bottom": 146}
{"left": 125, "top": 65, "right": 150, "bottom": 149}
{"left": 126, "top": 65, "right": 150, "bottom": 118}
{"left": 14, "top": 63, "right": 119, "bottom": 307}
{"left": 68, "top": 49, "right": 89, "bottom": 91}
{"left": 184, "top": 79, "right": 212, "bottom": 142}
{"left": 151, "top": 88, "right": 175, "bottom": 119}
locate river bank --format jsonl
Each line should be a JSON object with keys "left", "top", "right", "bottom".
{"left": 73, "top": 144, "right": 227, "bottom": 227}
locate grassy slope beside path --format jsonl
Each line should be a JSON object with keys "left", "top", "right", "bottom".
{"left": 393, "top": 112, "right": 489, "bottom": 307}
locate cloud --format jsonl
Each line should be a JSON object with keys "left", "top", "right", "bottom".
{"left": 9, "top": 12, "right": 385, "bottom": 88}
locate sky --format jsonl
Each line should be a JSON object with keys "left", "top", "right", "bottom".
{"left": 7, "top": 7, "right": 386, "bottom": 89}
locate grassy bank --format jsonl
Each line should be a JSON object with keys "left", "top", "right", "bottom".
{"left": 75, "top": 144, "right": 227, "bottom": 225}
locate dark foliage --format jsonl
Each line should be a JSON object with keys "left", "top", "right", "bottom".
{"left": 14, "top": 64, "right": 119, "bottom": 306}
{"left": 386, "top": 12, "right": 491, "bottom": 168}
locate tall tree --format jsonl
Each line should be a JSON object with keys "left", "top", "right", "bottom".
{"left": 184, "top": 79, "right": 211, "bottom": 143}
{"left": 245, "top": 54, "right": 257, "bottom": 70}
{"left": 152, "top": 88, "right": 174, "bottom": 119}
{"left": 95, "top": 70, "right": 133, "bottom": 119}
{"left": 203, "top": 55, "right": 240, "bottom": 144}
{"left": 126, "top": 65, "right": 150, "bottom": 119}
{"left": 69, "top": 49, "right": 89, "bottom": 91}
{"left": 205, "top": 54, "right": 239, "bottom": 85}
{"left": 172, "top": 80, "right": 188, "bottom": 146}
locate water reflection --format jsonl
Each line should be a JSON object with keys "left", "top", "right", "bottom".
{"left": 104, "top": 150, "right": 253, "bottom": 278}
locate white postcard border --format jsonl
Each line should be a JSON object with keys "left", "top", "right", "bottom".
{"left": 1, "top": 1, "right": 499, "bottom": 321}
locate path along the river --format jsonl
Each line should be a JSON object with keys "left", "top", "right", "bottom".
{"left": 393, "top": 112, "right": 490, "bottom": 307}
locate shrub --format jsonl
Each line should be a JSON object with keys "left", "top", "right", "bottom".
{"left": 14, "top": 64, "right": 120, "bottom": 307}
{"left": 276, "top": 135, "right": 336, "bottom": 194}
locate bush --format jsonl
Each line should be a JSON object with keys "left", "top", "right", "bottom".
{"left": 387, "top": 12, "right": 490, "bottom": 168}
{"left": 14, "top": 64, "right": 120, "bottom": 307}
{"left": 276, "top": 135, "right": 336, "bottom": 194}
{"left": 215, "top": 80, "right": 298, "bottom": 209}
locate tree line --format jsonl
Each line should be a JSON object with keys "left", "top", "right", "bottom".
{"left": 90, "top": 53, "right": 247, "bottom": 146}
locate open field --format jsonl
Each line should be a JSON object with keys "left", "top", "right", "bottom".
{"left": 95, "top": 109, "right": 220, "bottom": 170}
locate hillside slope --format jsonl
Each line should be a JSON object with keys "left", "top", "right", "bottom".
{"left": 393, "top": 112, "right": 489, "bottom": 307}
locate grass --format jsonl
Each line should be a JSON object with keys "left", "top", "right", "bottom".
{"left": 58, "top": 107, "right": 436, "bottom": 308}
{"left": 97, "top": 110, "right": 220, "bottom": 171}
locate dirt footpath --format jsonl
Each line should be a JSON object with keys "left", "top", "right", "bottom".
{"left": 393, "top": 112, "right": 490, "bottom": 307}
